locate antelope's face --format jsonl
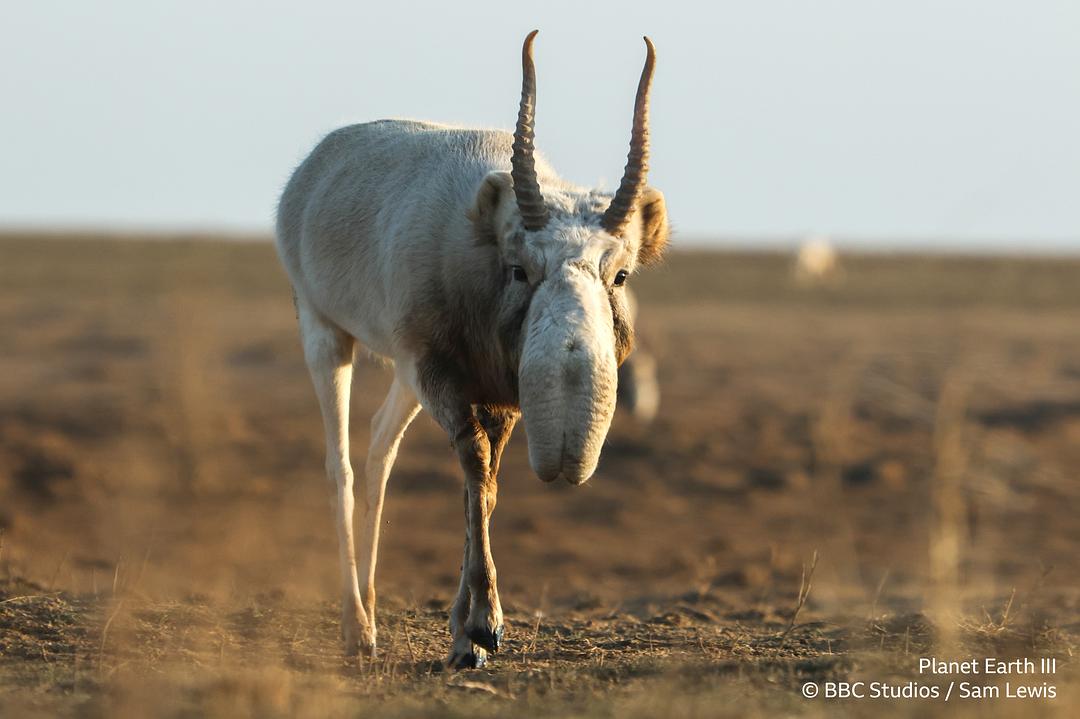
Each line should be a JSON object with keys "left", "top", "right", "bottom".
{"left": 510, "top": 212, "right": 666, "bottom": 485}
{"left": 467, "top": 32, "right": 669, "bottom": 484}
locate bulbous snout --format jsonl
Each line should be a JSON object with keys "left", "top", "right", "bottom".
{"left": 519, "top": 267, "right": 618, "bottom": 485}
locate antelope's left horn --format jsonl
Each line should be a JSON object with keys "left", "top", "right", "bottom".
{"left": 601, "top": 36, "right": 656, "bottom": 237}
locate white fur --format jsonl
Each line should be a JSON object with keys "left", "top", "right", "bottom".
{"left": 277, "top": 116, "right": 664, "bottom": 663}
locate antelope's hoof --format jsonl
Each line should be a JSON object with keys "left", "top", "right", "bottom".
{"left": 467, "top": 624, "right": 504, "bottom": 653}
{"left": 447, "top": 648, "right": 487, "bottom": 670}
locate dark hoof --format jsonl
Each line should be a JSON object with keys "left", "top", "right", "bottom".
{"left": 448, "top": 650, "right": 487, "bottom": 670}
{"left": 467, "top": 625, "right": 504, "bottom": 653}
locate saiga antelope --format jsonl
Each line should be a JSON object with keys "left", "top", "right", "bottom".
{"left": 276, "top": 31, "right": 669, "bottom": 668}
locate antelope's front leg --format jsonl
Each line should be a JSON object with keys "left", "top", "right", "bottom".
{"left": 459, "top": 418, "right": 503, "bottom": 649}
{"left": 447, "top": 408, "right": 517, "bottom": 668}
{"left": 468, "top": 468, "right": 503, "bottom": 652}
{"left": 448, "top": 516, "right": 481, "bottom": 668}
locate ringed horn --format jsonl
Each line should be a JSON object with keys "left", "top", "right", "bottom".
{"left": 510, "top": 31, "right": 658, "bottom": 236}
{"left": 511, "top": 30, "right": 549, "bottom": 231}
{"left": 601, "top": 36, "right": 656, "bottom": 237}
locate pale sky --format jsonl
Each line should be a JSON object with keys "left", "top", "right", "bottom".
{"left": 2, "top": 0, "right": 1078, "bottom": 250}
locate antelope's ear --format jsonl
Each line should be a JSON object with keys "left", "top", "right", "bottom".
{"left": 635, "top": 187, "right": 670, "bottom": 265}
{"left": 467, "top": 171, "right": 514, "bottom": 245}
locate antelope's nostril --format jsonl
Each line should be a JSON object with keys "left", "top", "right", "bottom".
{"left": 565, "top": 338, "right": 578, "bottom": 352}
{"left": 535, "top": 465, "right": 560, "bottom": 483}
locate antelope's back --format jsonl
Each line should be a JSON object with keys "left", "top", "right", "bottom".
{"left": 273, "top": 119, "right": 514, "bottom": 352}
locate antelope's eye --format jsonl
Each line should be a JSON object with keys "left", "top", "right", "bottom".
{"left": 613, "top": 269, "right": 629, "bottom": 287}
{"left": 511, "top": 265, "right": 528, "bottom": 282}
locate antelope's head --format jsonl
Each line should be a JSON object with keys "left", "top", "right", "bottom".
{"left": 469, "top": 31, "right": 670, "bottom": 485}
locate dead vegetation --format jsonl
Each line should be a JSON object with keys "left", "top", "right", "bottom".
{"left": 1, "top": 234, "right": 1079, "bottom": 716}
{"left": 2, "top": 573, "right": 1074, "bottom": 718}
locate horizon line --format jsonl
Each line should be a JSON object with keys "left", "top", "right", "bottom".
{"left": 1, "top": 223, "right": 1078, "bottom": 257}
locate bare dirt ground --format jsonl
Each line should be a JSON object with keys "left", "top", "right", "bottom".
{"left": 1, "top": 235, "right": 1078, "bottom": 717}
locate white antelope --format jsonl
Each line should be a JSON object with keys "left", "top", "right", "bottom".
{"left": 794, "top": 234, "right": 840, "bottom": 284}
{"left": 275, "top": 31, "right": 669, "bottom": 668}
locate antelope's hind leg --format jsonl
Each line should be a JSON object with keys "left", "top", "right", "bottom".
{"left": 298, "top": 304, "right": 372, "bottom": 657}
{"left": 358, "top": 376, "right": 420, "bottom": 644}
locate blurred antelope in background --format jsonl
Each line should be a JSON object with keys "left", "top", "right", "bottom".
{"left": 794, "top": 234, "right": 841, "bottom": 285}
{"left": 617, "top": 288, "right": 660, "bottom": 424}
